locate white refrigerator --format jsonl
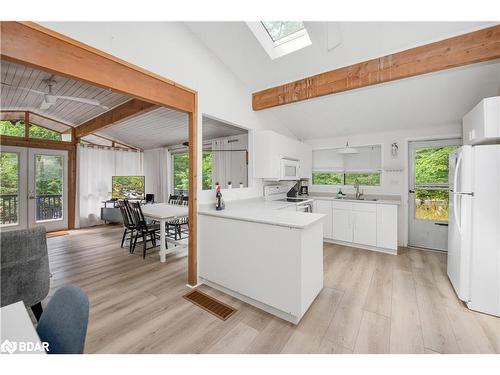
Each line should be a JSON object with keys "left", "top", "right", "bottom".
{"left": 448, "top": 144, "right": 500, "bottom": 317}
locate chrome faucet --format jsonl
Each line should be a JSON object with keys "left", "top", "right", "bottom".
{"left": 354, "top": 180, "right": 363, "bottom": 200}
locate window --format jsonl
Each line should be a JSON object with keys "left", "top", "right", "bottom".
{"left": 202, "top": 151, "right": 212, "bottom": 190}
{"left": 29, "top": 124, "right": 62, "bottom": 141}
{"left": 261, "top": 22, "right": 305, "bottom": 43}
{"left": 312, "top": 172, "right": 343, "bottom": 185}
{"left": 0, "top": 119, "right": 63, "bottom": 141}
{"left": 413, "top": 145, "right": 459, "bottom": 221}
{"left": 312, "top": 145, "right": 382, "bottom": 187}
{"left": 0, "top": 152, "right": 20, "bottom": 225}
{"left": 173, "top": 153, "right": 189, "bottom": 195}
{"left": 172, "top": 152, "right": 213, "bottom": 194}
{"left": 345, "top": 172, "right": 381, "bottom": 186}
{"left": 0, "top": 120, "right": 25, "bottom": 137}
{"left": 246, "top": 21, "right": 312, "bottom": 59}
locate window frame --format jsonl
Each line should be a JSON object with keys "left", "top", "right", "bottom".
{"left": 312, "top": 144, "right": 383, "bottom": 188}
{"left": 246, "top": 22, "right": 312, "bottom": 60}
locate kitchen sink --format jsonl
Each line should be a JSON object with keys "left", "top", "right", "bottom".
{"left": 335, "top": 197, "right": 378, "bottom": 201}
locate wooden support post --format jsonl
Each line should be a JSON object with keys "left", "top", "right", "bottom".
{"left": 188, "top": 94, "right": 198, "bottom": 286}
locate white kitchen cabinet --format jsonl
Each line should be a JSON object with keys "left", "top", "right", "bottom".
{"left": 352, "top": 211, "right": 377, "bottom": 246}
{"left": 316, "top": 198, "right": 398, "bottom": 253}
{"left": 314, "top": 199, "right": 333, "bottom": 238}
{"left": 376, "top": 204, "right": 398, "bottom": 250}
{"left": 254, "top": 130, "right": 312, "bottom": 180}
{"left": 298, "top": 142, "right": 312, "bottom": 179}
{"left": 332, "top": 208, "right": 353, "bottom": 243}
{"left": 463, "top": 96, "right": 500, "bottom": 145}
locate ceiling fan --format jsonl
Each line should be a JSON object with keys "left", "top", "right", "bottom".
{"left": 1, "top": 76, "right": 109, "bottom": 111}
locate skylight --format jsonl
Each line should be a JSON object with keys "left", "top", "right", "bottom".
{"left": 261, "top": 21, "right": 305, "bottom": 43}
{"left": 246, "top": 21, "right": 312, "bottom": 60}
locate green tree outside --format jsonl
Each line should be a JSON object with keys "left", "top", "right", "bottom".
{"left": 173, "top": 152, "right": 213, "bottom": 192}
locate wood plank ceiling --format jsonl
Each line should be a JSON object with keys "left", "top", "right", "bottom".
{"left": 97, "top": 109, "right": 247, "bottom": 150}
{"left": 1, "top": 60, "right": 131, "bottom": 127}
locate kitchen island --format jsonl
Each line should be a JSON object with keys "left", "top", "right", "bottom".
{"left": 198, "top": 198, "right": 325, "bottom": 324}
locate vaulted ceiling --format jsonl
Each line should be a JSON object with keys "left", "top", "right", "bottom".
{"left": 1, "top": 60, "right": 131, "bottom": 127}
{"left": 186, "top": 21, "right": 500, "bottom": 140}
{"left": 1, "top": 60, "right": 245, "bottom": 149}
{"left": 97, "top": 110, "right": 247, "bottom": 149}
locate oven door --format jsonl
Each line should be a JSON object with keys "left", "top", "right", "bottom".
{"left": 280, "top": 158, "right": 300, "bottom": 180}
{"left": 297, "top": 202, "right": 312, "bottom": 213}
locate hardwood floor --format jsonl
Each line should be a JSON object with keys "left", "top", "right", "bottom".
{"left": 44, "top": 225, "right": 499, "bottom": 354}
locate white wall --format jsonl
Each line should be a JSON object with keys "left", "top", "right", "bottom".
{"left": 39, "top": 22, "right": 294, "bottom": 204}
{"left": 305, "top": 123, "right": 462, "bottom": 246}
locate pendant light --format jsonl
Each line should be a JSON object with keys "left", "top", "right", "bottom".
{"left": 337, "top": 141, "right": 359, "bottom": 154}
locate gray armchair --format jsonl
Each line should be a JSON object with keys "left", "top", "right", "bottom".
{"left": 0, "top": 226, "right": 50, "bottom": 320}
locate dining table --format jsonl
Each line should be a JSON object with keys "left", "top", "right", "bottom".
{"left": 0, "top": 301, "right": 46, "bottom": 354}
{"left": 141, "top": 203, "right": 189, "bottom": 262}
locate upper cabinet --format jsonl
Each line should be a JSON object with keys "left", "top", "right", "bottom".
{"left": 463, "top": 96, "right": 500, "bottom": 145}
{"left": 254, "top": 130, "right": 312, "bottom": 180}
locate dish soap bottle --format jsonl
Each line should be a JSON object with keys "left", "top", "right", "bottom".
{"left": 215, "top": 182, "right": 225, "bottom": 211}
{"left": 337, "top": 188, "right": 344, "bottom": 199}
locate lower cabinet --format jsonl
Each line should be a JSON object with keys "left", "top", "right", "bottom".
{"left": 376, "top": 204, "right": 398, "bottom": 250}
{"left": 314, "top": 199, "right": 333, "bottom": 238}
{"left": 332, "top": 208, "right": 352, "bottom": 242}
{"left": 314, "top": 198, "right": 398, "bottom": 251}
{"left": 352, "top": 211, "right": 377, "bottom": 246}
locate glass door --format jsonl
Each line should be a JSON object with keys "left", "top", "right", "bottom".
{"left": 0, "top": 146, "right": 28, "bottom": 231}
{"left": 0, "top": 146, "right": 68, "bottom": 232}
{"left": 28, "top": 149, "right": 68, "bottom": 232}
{"left": 408, "top": 139, "right": 461, "bottom": 251}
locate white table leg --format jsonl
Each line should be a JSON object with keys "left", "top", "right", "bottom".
{"left": 160, "top": 218, "right": 166, "bottom": 262}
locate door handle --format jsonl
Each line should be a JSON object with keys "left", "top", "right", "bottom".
{"left": 409, "top": 189, "right": 415, "bottom": 194}
{"left": 434, "top": 223, "right": 448, "bottom": 226}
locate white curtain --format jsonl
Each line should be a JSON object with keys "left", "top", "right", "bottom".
{"left": 77, "top": 145, "right": 143, "bottom": 228}
{"left": 143, "top": 147, "right": 169, "bottom": 203}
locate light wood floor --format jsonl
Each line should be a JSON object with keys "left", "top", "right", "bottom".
{"left": 44, "top": 225, "right": 499, "bottom": 354}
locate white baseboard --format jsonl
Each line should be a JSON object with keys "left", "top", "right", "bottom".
{"left": 323, "top": 238, "right": 398, "bottom": 255}
{"left": 199, "top": 277, "right": 300, "bottom": 325}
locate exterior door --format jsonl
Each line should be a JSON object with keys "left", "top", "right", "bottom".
{"left": 408, "top": 139, "right": 461, "bottom": 250}
{"left": 0, "top": 146, "right": 28, "bottom": 231}
{"left": 0, "top": 146, "right": 68, "bottom": 232}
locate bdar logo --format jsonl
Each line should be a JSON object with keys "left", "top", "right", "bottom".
{"left": 1, "top": 339, "right": 17, "bottom": 354}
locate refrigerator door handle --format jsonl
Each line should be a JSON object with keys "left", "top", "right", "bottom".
{"left": 454, "top": 193, "right": 462, "bottom": 234}
{"left": 453, "top": 151, "right": 463, "bottom": 235}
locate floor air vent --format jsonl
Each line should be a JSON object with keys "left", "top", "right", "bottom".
{"left": 183, "top": 289, "right": 237, "bottom": 321}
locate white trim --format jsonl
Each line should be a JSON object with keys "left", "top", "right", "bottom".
{"left": 322, "top": 238, "right": 398, "bottom": 255}
{"left": 199, "top": 277, "right": 301, "bottom": 324}
{"left": 403, "top": 134, "right": 462, "bottom": 247}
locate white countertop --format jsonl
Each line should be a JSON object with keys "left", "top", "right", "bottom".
{"left": 198, "top": 198, "right": 325, "bottom": 229}
{"left": 308, "top": 193, "right": 401, "bottom": 205}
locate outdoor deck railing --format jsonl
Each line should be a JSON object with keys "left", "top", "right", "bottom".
{"left": 0, "top": 194, "right": 63, "bottom": 224}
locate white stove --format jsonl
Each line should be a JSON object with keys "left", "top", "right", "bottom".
{"left": 263, "top": 185, "right": 313, "bottom": 213}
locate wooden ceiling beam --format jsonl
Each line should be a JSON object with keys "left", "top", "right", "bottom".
{"left": 252, "top": 25, "right": 500, "bottom": 110}
{"left": 0, "top": 22, "right": 195, "bottom": 113}
{"left": 75, "top": 98, "right": 158, "bottom": 138}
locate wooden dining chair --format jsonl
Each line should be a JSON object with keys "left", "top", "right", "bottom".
{"left": 128, "top": 202, "right": 161, "bottom": 259}
{"left": 166, "top": 195, "right": 189, "bottom": 241}
{"left": 118, "top": 200, "right": 137, "bottom": 253}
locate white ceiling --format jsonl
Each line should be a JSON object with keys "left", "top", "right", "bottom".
{"left": 185, "top": 21, "right": 497, "bottom": 92}
{"left": 266, "top": 61, "right": 500, "bottom": 140}
{"left": 0, "top": 60, "right": 130, "bottom": 127}
{"left": 186, "top": 22, "right": 500, "bottom": 140}
{"left": 97, "top": 108, "right": 247, "bottom": 149}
